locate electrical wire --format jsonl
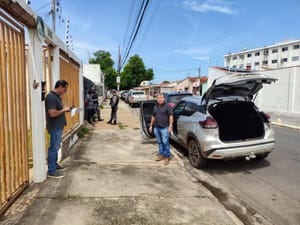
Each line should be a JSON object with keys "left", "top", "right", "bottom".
{"left": 134, "top": 0, "right": 162, "bottom": 52}
{"left": 122, "top": 0, "right": 137, "bottom": 53}
{"left": 121, "top": 0, "right": 146, "bottom": 65}
{"left": 121, "top": 0, "right": 150, "bottom": 68}
{"left": 34, "top": 2, "right": 51, "bottom": 13}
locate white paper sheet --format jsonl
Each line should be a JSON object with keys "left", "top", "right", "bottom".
{"left": 71, "top": 107, "right": 82, "bottom": 117}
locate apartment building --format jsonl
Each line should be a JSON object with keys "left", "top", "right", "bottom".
{"left": 224, "top": 39, "right": 300, "bottom": 70}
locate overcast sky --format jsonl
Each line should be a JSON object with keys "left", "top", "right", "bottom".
{"left": 29, "top": 0, "right": 300, "bottom": 83}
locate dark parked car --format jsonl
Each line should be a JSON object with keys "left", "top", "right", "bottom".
{"left": 140, "top": 73, "right": 277, "bottom": 168}
{"left": 163, "top": 91, "right": 193, "bottom": 108}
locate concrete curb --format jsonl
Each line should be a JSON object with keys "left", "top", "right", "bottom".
{"left": 271, "top": 122, "right": 300, "bottom": 131}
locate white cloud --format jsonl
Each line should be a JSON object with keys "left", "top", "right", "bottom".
{"left": 174, "top": 46, "right": 214, "bottom": 56}
{"left": 183, "top": 0, "right": 238, "bottom": 15}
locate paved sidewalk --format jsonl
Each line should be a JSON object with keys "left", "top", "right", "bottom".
{"left": 268, "top": 111, "right": 300, "bottom": 131}
{"left": 1, "top": 101, "right": 245, "bottom": 225}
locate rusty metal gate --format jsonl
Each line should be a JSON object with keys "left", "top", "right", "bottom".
{"left": 0, "top": 11, "right": 29, "bottom": 216}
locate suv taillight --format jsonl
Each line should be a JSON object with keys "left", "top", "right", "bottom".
{"left": 199, "top": 117, "right": 218, "bottom": 129}
{"left": 168, "top": 103, "right": 176, "bottom": 108}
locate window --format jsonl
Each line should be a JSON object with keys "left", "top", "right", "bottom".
{"left": 272, "top": 49, "right": 278, "bottom": 53}
{"left": 272, "top": 59, "right": 277, "bottom": 64}
{"left": 282, "top": 47, "right": 288, "bottom": 52}
{"left": 255, "top": 52, "right": 260, "bottom": 56}
{"left": 232, "top": 65, "right": 237, "bottom": 68}
{"left": 239, "top": 64, "right": 244, "bottom": 68}
{"left": 254, "top": 62, "right": 260, "bottom": 66}
{"left": 247, "top": 53, "right": 252, "bottom": 58}
{"left": 263, "top": 50, "right": 269, "bottom": 55}
{"left": 292, "top": 56, "right": 299, "bottom": 61}
{"left": 173, "top": 102, "right": 186, "bottom": 115}
{"left": 239, "top": 54, "right": 244, "bottom": 59}
{"left": 184, "top": 102, "right": 197, "bottom": 116}
{"left": 232, "top": 56, "right": 237, "bottom": 60}
{"left": 281, "top": 58, "right": 288, "bottom": 63}
{"left": 262, "top": 60, "right": 268, "bottom": 65}
{"left": 293, "top": 44, "right": 300, "bottom": 49}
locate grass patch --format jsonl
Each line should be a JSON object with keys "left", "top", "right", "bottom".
{"left": 77, "top": 126, "right": 90, "bottom": 138}
{"left": 133, "top": 127, "right": 140, "bottom": 130}
{"left": 117, "top": 122, "right": 128, "bottom": 129}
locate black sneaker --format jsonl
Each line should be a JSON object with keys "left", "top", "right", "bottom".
{"left": 47, "top": 171, "right": 65, "bottom": 179}
{"left": 56, "top": 166, "right": 67, "bottom": 172}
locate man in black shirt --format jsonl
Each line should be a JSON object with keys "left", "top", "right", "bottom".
{"left": 45, "top": 80, "right": 72, "bottom": 178}
{"left": 149, "top": 93, "right": 173, "bottom": 165}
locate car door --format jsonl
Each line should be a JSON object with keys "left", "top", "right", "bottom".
{"left": 172, "top": 101, "right": 186, "bottom": 143}
{"left": 176, "top": 102, "right": 198, "bottom": 144}
{"left": 140, "top": 100, "right": 156, "bottom": 141}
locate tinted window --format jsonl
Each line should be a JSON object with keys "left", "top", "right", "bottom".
{"left": 168, "top": 94, "right": 192, "bottom": 104}
{"left": 173, "top": 102, "right": 186, "bottom": 115}
{"left": 184, "top": 102, "right": 197, "bottom": 116}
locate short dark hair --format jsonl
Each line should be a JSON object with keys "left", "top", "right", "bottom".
{"left": 55, "top": 80, "right": 69, "bottom": 88}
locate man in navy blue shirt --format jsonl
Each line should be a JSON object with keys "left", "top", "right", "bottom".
{"left": 45, "top": 80, "right": 72, "bottom": 178}
{"left": 149, "top": 93, "right": 173, "bottom": 165}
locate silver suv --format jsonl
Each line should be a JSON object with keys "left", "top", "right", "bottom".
{"left": 140, "top": 73, "right": 277, "bottom": 168}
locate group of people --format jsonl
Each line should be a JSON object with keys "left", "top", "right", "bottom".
{"left": 85, "top": 87, "right": 104, "bottom": 125}
{"left": 44, "top": 80, "right": 172, "bottom": 179}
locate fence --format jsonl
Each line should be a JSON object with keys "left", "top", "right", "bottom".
{"left": 0, "top": 11, "right": 29, "bottom": 215}
{"left": 59, "top": 51, "right": 80, "bottom": 136}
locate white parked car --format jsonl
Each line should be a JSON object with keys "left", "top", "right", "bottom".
{"left": 140, "top": 73, "right": 277, "bottom": 168}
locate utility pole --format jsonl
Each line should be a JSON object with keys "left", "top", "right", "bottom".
{"left": 117, "top": 46, "right": 121, "bottom": 91}
{"left": 52, "top": 0, "right": 56, "bottom": 33}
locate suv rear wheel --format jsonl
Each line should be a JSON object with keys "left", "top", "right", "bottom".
{"left": 188, "top": 138, "right": 207, "bottom": 168}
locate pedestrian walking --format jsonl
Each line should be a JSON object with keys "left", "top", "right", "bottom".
{"left": 91, "top": 87, "right": 103, "bottom": 122}
{"left": 45, "top": 80, "right": 72, "bottom": 178}
{"left": 107, "top": 89, "right": 119, "bottom": 125}
{"left": 148, "top": 93, "right": 174, "bottom": 165}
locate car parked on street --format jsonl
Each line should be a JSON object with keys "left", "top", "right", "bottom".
{"left": 162, "top": 91, "right": 193, "bottom": 108}
{"left": 140, "top": 73, "right": 277, "bottom": 168}
{"left": 128, "top": 90, "right": 149, "bottom": 107}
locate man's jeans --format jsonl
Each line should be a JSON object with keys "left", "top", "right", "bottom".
{"left": 48, "top": 128, "right": 63, "bottom": 174}
{"left": 154, "top": 127, "right": 170, "bottom": 158}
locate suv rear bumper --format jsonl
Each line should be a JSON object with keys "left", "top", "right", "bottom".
{"left": 205, "top": 141, "right": 275, "bottom": 159}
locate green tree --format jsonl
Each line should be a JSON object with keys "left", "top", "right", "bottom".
{"left": 120, "top": 55, "right": 154, "bottom": 90}
{"left": 89, "top": 50, "right": 116, "bottom": 89}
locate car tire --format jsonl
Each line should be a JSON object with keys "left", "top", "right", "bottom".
{"left": 188, "top": 138, "right": 207, "bottom": 168}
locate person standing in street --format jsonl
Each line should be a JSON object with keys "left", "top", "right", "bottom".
{"left": 45, "top": 80, "right": 72, "bottom": 178}
{"left": 107, "top": 89, "right": 119, "bottom": 125}
{"left": 149, "top": 93, "right": 173, "bottom": 165}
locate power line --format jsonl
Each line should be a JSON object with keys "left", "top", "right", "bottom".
{"left": 121, "top": 0, "right": 137, "bottom": 53}
{"left": 34, "top": 2, "right": 51, "bottom": 13}
{"left": 121, "top": 0, "right": 150, "bottom": 68}
{"left": 134, "top": 0, "right": 162, "bottom": 52}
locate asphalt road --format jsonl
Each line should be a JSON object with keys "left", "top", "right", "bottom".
{"left": 134, "top": 105, "right": 299, "bottom": 224}
{"left": 202, "top": 126, "right": 300, "bottom": 225}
